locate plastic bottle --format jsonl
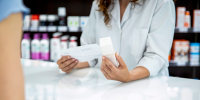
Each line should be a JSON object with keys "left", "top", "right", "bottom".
{"left": 61, "top": 35, "right": 69, "bottom": 50}
{"left": 100, "top": 37, "right": 119, "bottom": 67}
{"left": 40, "top": 33, "right": 50, "bottom": 61}
{"left": 30, "top": 15, "right": 39, "bottom": 32}
{"left": 21, "top": 33, "right": 31, "bottom": 59}
{"left": 31, "top": 33, "right": 41, "bottom": 60}
{"left": 184, "top": 11, "right": 191, "bottom": 29}
{"left": 69, "top": 36, "right": 78, "bottom": 48}
{"left": 50, "top": 33, "right": 62, "bottom": 62}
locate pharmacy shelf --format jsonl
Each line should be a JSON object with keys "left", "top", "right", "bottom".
{"left": 175, "top": 28, "right": 200, "bottom": 34}
{"left": 169, "top": 66, "right": 200, "bottom": 79}
{"left": 174, "top": 32, "right": 200, "bottom": 42}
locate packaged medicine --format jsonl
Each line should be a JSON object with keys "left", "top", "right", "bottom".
{"left": 193, "top": 10, "right": 200, "bottom": 32}
{"left": 100, "top": 37, "right": 119, "bottom": 67}
{"left": 172, "top": 40, "right": 190, "bottom": 66}
{"left": 62, "top": 44, "right": 101, "bottom": 62}
{"left": 190, "top": 43, "right": 200, "bottom": 66}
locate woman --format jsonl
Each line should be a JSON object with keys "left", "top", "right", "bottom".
{"left": 0, "top": 0, "right": 29, "bottom": 99}
{"left": 57, "top": 0, "right": 175, "bottom": 82}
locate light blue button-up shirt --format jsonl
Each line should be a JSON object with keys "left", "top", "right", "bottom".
{"left": 81, "top": 0, "right": 176, "bottom": 77}
{"left": 0, "top": 0, "right": 29, "bottom": 22}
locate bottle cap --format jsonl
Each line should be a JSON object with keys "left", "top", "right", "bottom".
{"left": 53, "top": 32, "right": 62, "bottom": 38}
{"left": 31, "top": 15, "right": 39, "bottom": 20}
{"left": 42, "top": 33, "right": 49, "bottom": 39}
{"left": 23, "top": 33, "right": 30, "bottom": 39}
{"left": 70, "top": 36, "right": 77, "bottom": 41}
{"left": 61, "top": 35, "right": 69, "bottom": 40}
{"left": 185, "top": 11, "right": 190, "bottom": 15}
{"left": 34, "top": 33, "right": 40, "bottom": 39}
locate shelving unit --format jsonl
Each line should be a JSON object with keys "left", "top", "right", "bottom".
{"left": 23, "top": 0, "right": 200, "bottom": 79}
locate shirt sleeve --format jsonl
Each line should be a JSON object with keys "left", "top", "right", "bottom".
{"left": 80, "top": 1, "right": 98, "bottom": 67}
{"left": 0, "top": 0, "right": 29, "bottom": 22}
{"left": 136, "top": 0, "right": 176, "bottom": 76}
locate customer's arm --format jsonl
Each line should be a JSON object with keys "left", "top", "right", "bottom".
{"left": 0, "top": 13, "right": 24, "bottom": 100}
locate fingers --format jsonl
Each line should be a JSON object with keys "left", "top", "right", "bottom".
{"left": 60, "top": 58, "right": 77, "bottom": 69}
{"left": 115, "top": 53, "right": 126, "bottom": 67}
{"left": 63, "top": 60, "right": 79, "bottom": 73}
{"left": 57, "top": 55, "right": 79, "bottom": 73}
{"left": 57, "top": 56, "right": 72, "bottom": 65}
{"left": 103, "top": 56, "right": 117, "bottom": 71}
{"left": 101, "top": 66, "right": 111, "bottom": 80}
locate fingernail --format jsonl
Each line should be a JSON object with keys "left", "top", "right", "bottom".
{"left": 102, "top": 56, "right": 105, "bottom": 60}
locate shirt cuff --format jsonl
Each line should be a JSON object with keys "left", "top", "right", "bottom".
{"left": 88, "top": 59, "right": 97, "bottom": 67}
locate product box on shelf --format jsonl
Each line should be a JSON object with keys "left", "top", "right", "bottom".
{"left": 190, "top": 43, "right": 200, "bottom": 66}
{"left": 193, "top": 10, "right": 200, "bottom": 32}
{"left": 172, "top": 40, "right": 190, "bottom": 66}
{"left": 39, "top": 14, "right": 48, "bottom": 32}
{"left": 58, "top": 7, "right": 68, "bottom": 32}
{"left": 80, "top": 16, "right": 89, "bottom": 31}
{"left": 68, "top": 16, "right": 80, "bottom": 32}
{"left": 47, "top": 15, "right": 58, "bottom": 32}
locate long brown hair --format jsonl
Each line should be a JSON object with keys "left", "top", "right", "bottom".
{"left": 97, "top": 0, "right": 138, "bottom": 25}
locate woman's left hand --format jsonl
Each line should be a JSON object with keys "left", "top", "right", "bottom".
{"left": 101, "top": 53, "right": 131, "bottom": 82}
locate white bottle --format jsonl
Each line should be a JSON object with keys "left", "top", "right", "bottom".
{"left": 21, "top": 33, "right": 31, "bottom": 59}
{"left": 23, "top": 15, "right": 30, "bottom": 31}
{"left": 31, "top": 34, "right": 41, "bottom": 60}
{"left": 184, "top": 11, "right": 191, "bottom": 29}
{"left": 177, "top": 7, "right": 186, "bottom": 29}
{"left": 100, "top": 37, "right": 119, "bottom": 67}
{"left": 69, "top": 36, "right": 78, "bottom": 48}
{"left": 61, "top": 35, "right": 69, "bottom": 50}
{"left": 40, "top": 33, "right": 50, "bottom": 61}
{"left": 50, "top": 32, "right": 62, "bottom": 62}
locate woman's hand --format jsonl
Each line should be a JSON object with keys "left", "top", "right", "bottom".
{"left": 57, "top": 56, "right": 79, "bottom": 73}
{"left": 101, "top": 53, "right": 131, "bottom": 82}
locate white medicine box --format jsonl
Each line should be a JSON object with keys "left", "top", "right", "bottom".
{"left": 80, "top": 16, "right": 89, "bottom": 31}
{"left": 67, "top": 16, "right": 80, "bottom": 32}
{"left": 193, "top": 10, "right": 200, "bottom": 32}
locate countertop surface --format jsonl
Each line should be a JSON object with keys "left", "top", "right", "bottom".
{"left": 22, "top": 59, "right": 200, "bottom": 100}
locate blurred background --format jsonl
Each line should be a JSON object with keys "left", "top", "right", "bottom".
{"left": 21, "top": 0, "right": 200, "bottom": 79}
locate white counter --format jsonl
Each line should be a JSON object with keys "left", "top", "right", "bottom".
{"left": 22, "top": 59, "right": 200, "bottom": 100}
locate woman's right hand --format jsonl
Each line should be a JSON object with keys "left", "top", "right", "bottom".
{"left": 57, "top": 56, "right": 79, "bottom": 73}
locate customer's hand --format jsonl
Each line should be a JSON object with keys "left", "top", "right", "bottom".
{"left": 101, "top": 53, "right": 130, "bottom": 82}
{"left": 57, "top": 56, "right": 79, "bottom": 73}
